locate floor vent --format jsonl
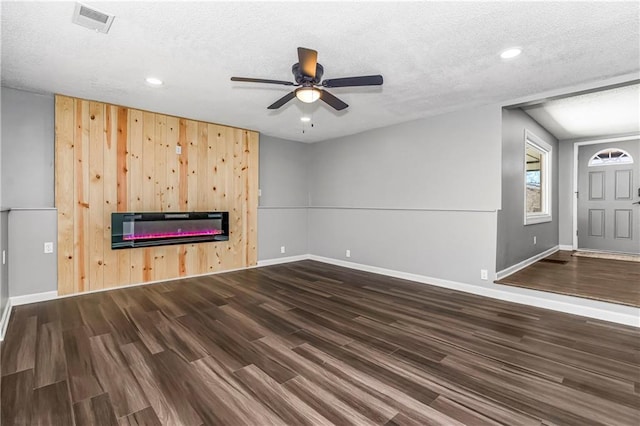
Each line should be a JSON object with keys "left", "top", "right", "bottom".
{"left": 72, "top": 2, "right": 115, "bottom": 33}
{"left": 539, "top": 259, "right": 569, "bottom": 265}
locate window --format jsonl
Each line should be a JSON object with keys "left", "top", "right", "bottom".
{"left": 588, "top": 148, "right": 634, "bottom": 166}
{"left": 524, "top": 130, "right": 552, "bottom": 225}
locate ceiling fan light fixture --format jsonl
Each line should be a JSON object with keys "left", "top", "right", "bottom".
{"left": 295, "top": 87, "right": 321, "bottom": 103}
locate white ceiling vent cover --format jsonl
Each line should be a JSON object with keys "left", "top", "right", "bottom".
{"left": 72, "top": 3, "right": 115, "bottom": 33}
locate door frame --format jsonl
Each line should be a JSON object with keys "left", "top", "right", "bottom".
{"left": 572, "top": 134, "right": 640, "bottom": 250}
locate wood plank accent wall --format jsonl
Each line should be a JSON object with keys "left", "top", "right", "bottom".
{"left": 55, "top": 95, "right": 259, "bottom": 295}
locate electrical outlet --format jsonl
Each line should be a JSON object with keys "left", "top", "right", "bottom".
{"left": 258, "top": 189, "right": 262, "bottom": 197}
{"left": 280, "top": 246, "right": 286, "bottom": 254}
{"left": 44, "top": 242, "right": 54, "bottom": 254}
{"left": 2, "top": 250, "right": 5, "bottom": 265}
{"left": 346, "top": 249, "right": 351, "bottom": 258}
{"left": 175, "top": 145, "right": 182, "bottom": 155}
{"left": 480, "top": 269, "right": 488, "bottom": 280}
{"left": 533, "top": 236, "right": 537, "bottom": 245}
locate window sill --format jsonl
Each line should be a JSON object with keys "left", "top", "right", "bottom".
{"left": 525, "top": 214, "right": 552, "bottom": 225}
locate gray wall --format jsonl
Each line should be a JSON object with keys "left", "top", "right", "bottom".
{"left": 496, "top": 108, "right": 559, "bottom": 272}
{"left": 8, "top": 209, "right": 57, "bottom": 297}
{"left": 258, "top": 135, "right": 310, "bottom": 260}
{"left": 1, "top": 87, "right": 54, "bottom": 208}
{"left": 308, "top": 105, "right": 502, "bottom": 285}
{"left": 0, "top": 211, "right": 8, "bottom": 317}
{"left": 308, "top": 105, "right": 502, "bottom": 210}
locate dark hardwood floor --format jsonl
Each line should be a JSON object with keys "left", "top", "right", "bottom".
{"left": 496, "top": 250, "right": 640, "bottom": 307}
{"left": 2, "top": 260, "right": 639, "bottom": 425}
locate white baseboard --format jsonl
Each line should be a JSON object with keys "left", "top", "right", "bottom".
{"left": 10, "top": 290, "right": 58, "bottom": 306}
{"left": 559, "top": 245, "right": 574, "bottom": 251}
{"left": 496, "top": 245, "right": 559, "bottom": 280}
{"left": 0, "top": 299, "right": 12, "bottom": 341}
{"left": 308, "top": 254, "right": 639, "bottom": 328}
{"left": 257, "top": 255, "right": 310, "bottom": 267}
{"left": 2, "top": 253, "right": 636, "bottom": 331}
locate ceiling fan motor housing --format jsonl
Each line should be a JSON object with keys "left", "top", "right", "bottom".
{"left": 292, "top": 63, "right": 324, "bottom": 85}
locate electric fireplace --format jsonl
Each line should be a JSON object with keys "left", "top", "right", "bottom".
{"left": 111, "top": 212, "right": 229, "bottom": 249}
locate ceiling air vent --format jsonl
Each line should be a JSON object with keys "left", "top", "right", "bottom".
{"left": 72, "top": 3, "right": 115, "bottom": 33}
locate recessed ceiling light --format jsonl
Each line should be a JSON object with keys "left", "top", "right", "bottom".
{"left": 145, "top": 77, "right": 163, "bottom": 86}
{"left": 300, "top": 117, "right": 311, "bottom": 122}
{"left": 500, "top": 47, "right": 522, "bottom": 59}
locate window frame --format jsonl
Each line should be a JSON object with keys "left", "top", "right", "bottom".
{"left": 524, "top": 130, "right": 552, "bottom": 225}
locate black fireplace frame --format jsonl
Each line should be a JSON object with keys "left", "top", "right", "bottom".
{"left": 111, "top": 211, "right": 229, "bottom": 250}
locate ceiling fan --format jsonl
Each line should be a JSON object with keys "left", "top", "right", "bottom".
{"left": 230, "top": 47, "right": 383, "bottom": 111}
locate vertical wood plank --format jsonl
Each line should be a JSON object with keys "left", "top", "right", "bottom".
{"left": 142, "top": 112, "right": 156, "bottom": 283}
{"left": 179, "top": 119, "right": 189, "bottom": 212}
{"left": 102, "top": 105, "right": 119, "bottom": 289}
{"left": 246, "top": 131, "right": 259, "bottom": 266}
{"left": 210, "top": 125, "right": 228, "bottom": 271}
{"left": 88, "top": 101, "right": 104, "bottom": 291}
{"left": 55, "top": 96, "right": 75, "bottom": 296}
{"left": 142, "top": 112, "right": 156, "bottom": 211}
{"left": 154, "top": 115, "right": 168, "bottom": 280}
{"left": 197, "top": 122, "right": 210, "bottom": 273}
{"left": 232, "top": 128, "right": 245, "bottom": 269}
{"left": 117, "top": 107, "right": 131, "bottom": 286}
{"left": 129, "top": 109, "right": 145, "bottom": 284}
{"left": 74, "top": 99, "right": 90, "bottom": 294}
{"left": 164, "top": 116, "right": 180, "bottom": 278}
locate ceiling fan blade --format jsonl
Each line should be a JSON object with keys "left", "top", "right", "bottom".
{"left": 267, "top": 91, "right": 296, "bottom": 109}
{"left": 320, "top": 90, "right": 348, "bottom": 111}
{"left": 322, "top": 75, "right": 383, "bottom": 88}
{"left": 297, "top": 47, "right": 318, "bottom": 79}
{"left": 231, "top": 77, "right": 295, "bottom": 86}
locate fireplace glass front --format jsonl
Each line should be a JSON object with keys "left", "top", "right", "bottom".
{"left": 112, "top": 212, "right": 229, "bottom": 249}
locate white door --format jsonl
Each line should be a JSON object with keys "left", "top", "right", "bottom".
{"left": 577, "top": 139, "right": 640, "bottom": 254}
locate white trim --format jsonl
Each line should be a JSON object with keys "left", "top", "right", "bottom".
{"left": 572, "top": 134, "right": 640, "bottom": 250}
{"left": 308, "top": 254, "right": 639, "bottom": 328}
{"left": 2, "top": 253, "right": 637, "bottom": 332}
{"left": 496, "top": 245, "right": 559, "bottom": 280}
{"left": 0, "top": 300, "right": 12, "bottom": 341}
{"left": 257, "top": 255, "right": 310, "bottom": 267}
{"left": 559, "top": 245, "right": 574, "bottom": 251}
{"left": 10, "top": 291, "right": 58, "bottom": 306}
{"left": 524, "top": 129, "right": 553, "bottom": 225}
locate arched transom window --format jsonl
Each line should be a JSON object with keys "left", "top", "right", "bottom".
{"left": 588, "top": 148, "right": 634, "bottom": 166}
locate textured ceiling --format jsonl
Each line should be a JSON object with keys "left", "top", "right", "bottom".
{"left": 523, "top": 84, "right": 640, "bottom": 141}
{"left": 2, "top": 1, "right": 639, "bottom": 142}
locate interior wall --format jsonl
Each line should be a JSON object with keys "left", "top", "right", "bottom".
{"left": 258, "top": 135, "right": 309, "bottom": 260}
{"left": 308, "top": 105, "right": 502, "bottom": 285}
{"left": 8, "top": 209, "right": 57, "bottom": 297}
{"left": 55, "top": 95, "right": 259, "bottom": 295}
{"left": 1, "top": 87, "right": 54, "bottom": 208}
{"left": 496, "top": 108, "right": 559, "bottom": 272}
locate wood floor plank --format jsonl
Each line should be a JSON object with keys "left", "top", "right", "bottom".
{"left": 129, "top": 351, "right": 202, "bottom": 426}
{"left": 1, "top": 315, "right": 37, "bottom": 376}
{"left": 32, "top": 380, "right": 74, "bottom": 425}
{"left": 62, "top": 326, "right": 104, "bottom": 403}
{"left": 89, "top": 333, "right": 150, "bottom": 417}
{"left": 234, "top": 364, "right": 334, "bottom": 426}
{"left": 1, "top": 260, "right": 638, "bottom": 425}
{"left": 35, "top": 321, "right": 66, "bottom": 388}
{"left": 1, "top": 369, "right": 34, "bottom": 425}
{"left": 117, "top": 407, "right": 163, "bottom": 426}
{"left": 73, "top": 393, "right": 119, "bottom": 426}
